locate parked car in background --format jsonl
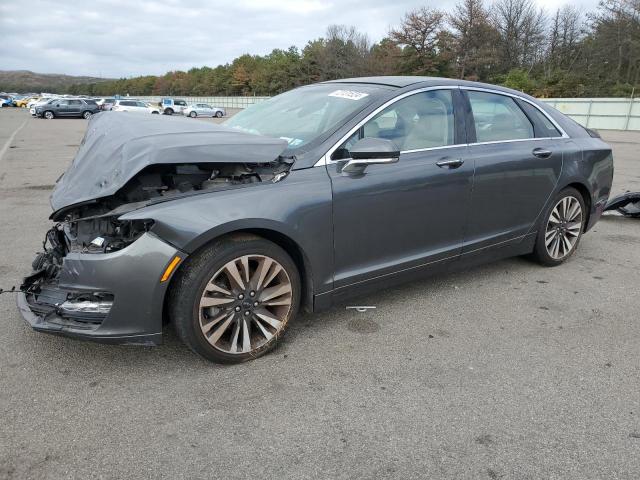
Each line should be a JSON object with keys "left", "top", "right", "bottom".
{"left": 35, "top": 98, "right": 100, "bottom": 119}
{"left": 16, "top": 96, "right": 36, "bottom": 108}
{"left": 27, "top": 97, "right": 57, "bottom": 109}
{"left": 111, "top": 99, "right": 160, "bottom": 114}
{"left": 160, "top": 98, "right": 187, "bottom": 115}
{"left": 96, "top": 98, "right": 116, "bottom": 111}
{"left": 184, "top": 103, "right": 225, "bottom": 118}
{"left": 0, "top": 96, "right": 10, "bottom": 108}
{"left": 17, "top": 77, "right": 614, "bottom": 364}
{"left": 29, "top": 98, "right": 56, "bottom": 116}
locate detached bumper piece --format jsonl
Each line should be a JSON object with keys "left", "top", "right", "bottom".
{"left": 604, "top": 191, "right": 640, "bottom": 218}
{"left": 17, "top": 232, "right": 183, "bottom": 346}
{"left": 23, "top": 286, "right": 112, "bottom": 327}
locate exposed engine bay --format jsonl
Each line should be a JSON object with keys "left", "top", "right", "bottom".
{"left": 23, "top": 160, "right": 292, "bottom": 293}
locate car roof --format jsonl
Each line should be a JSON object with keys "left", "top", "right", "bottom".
{"left": 323, "top": 76, "right": 537, "bottom": 101}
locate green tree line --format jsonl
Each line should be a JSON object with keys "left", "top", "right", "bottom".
{"left": 19, "top": 0, "right": 640, "bottom": 97}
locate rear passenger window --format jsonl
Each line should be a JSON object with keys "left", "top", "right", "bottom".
{"left": 467, "top": 91, "right": 534, "bottom": 142}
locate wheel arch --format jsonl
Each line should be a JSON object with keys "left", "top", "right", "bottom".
{"left": 562, "top": 181, "right": 592, "bottom": 232}
{"left": 163, "top": 227, "right": 315, "bottom": 320}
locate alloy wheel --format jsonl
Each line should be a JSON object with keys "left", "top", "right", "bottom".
{"left": 198, "top": 254, "right": 293, "bottom": 354}
{"left": 545, "top": 196, "right": 583, "bottom": 260}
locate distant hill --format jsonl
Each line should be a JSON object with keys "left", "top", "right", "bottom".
{"left": 0, "top": 70, "right": 113, "bottom": 93}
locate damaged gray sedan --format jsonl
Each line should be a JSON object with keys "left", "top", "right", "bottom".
{"left": 18, "top": 77, "right": 614, "bottom": 363}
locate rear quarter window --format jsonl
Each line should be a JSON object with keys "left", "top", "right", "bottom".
{"left": 518, "top": 101, "right": 563, "bottom": 138}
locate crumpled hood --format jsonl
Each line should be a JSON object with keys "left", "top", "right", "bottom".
{"left": 50, "top": 111, "right": 288, "bottom": 213}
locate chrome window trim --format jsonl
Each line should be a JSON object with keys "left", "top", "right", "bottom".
{"left": 314, "top": 86, "right": 459, "bottom": 167}
{"left": 313, "top": 85, "right": 569, "bottom": 167}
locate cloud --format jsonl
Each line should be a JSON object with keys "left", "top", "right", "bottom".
{"left": 0, "top": 0, "right": 600, "bottom": 78}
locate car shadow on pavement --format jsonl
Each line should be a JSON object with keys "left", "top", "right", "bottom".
{"left": 11, "top": 254, "right": 545, "bottom": 372}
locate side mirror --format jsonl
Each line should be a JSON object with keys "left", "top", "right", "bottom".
{"left": 342, "top": 138, "right": 400, "bottom": 173}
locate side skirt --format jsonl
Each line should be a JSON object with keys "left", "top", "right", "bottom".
{"left": 312, "top": 233, "right": 537, "bottom": 313}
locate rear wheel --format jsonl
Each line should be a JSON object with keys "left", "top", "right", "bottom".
{"left": 82, "top": 110, "right": 92, "bottom": 119}
{"left": 43, "top": 111, "right": 54, "bottom": 120}
{"left": 164, "top": 108, "right": 174, "bottom": 115}
{"left": 215, "top": 111, "right": 223, "bottom": 118}
{"left": 532, "top": 187, "right": 586, "bottom": 266}
{"left": 169, "top": 234, "right": 300, "bottom": 363}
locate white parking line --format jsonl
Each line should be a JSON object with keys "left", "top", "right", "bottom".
{"left": 0, "top": 119, "right": 28, "bottom": 162}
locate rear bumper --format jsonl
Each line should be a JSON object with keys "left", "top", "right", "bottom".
{"left": 17, "top": 233, "right": 184, "bottom": 346}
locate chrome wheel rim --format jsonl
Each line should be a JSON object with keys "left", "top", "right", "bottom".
{"left": 83, "top": 112, "right": 92, "bottom": 119}
{"left": 44, "top": 112, "right": 53, "bottom": 119}
{"left": 545, "top": 196, "right": 582, "bottom": 260}
{"left": 199, "top": 255, "right": 293, "bottom": 354}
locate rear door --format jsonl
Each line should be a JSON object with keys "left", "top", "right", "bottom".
{"left": 461, "top": 89, "right": 564, "bottom": 252}
{"left": 67, "top": 99, "right": 83, "bottom": 116}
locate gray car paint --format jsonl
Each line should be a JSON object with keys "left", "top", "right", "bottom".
{"left": 18, "top": 77, "right": 614, "bottom": 345}
{"left": 18, "top": 232, "right": 179, "bottom": 345}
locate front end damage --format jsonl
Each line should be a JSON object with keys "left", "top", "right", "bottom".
{"left": 18, "top": 112, "right": 292, "bottom": 344}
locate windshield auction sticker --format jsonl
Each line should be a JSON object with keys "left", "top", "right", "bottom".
{"left": 328, "top": 90, "right": 369, "bottom": 101}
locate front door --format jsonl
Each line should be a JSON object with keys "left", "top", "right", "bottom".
{"left": 327, "top": 89, "right": 473, "bottom": 290}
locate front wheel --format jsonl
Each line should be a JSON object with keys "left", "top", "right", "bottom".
{"left": 164, "top": 108, "right": 173, "bottom": 115}
{"left": 43, "top": 111, "right": 54, "bottom": 120}
{"left": 169, "top": 234, "right": 300, "bottom": 363}
{"left": 532, "top": 187, "right": 586, "bottom": 266}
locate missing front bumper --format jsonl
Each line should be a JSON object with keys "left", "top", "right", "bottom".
{"left": 17, "top": 232, "right": 184, "bottom": 346}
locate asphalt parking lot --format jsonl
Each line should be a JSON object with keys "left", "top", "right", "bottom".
{"left": 1, "top": 107, "right": 639, "bottom": 480}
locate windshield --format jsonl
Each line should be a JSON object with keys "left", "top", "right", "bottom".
{"left": 224, "top": 84, "right": 390, "bottom": 149}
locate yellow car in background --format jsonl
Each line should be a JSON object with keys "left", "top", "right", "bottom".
{"left": 16, "top": 97, "right": 37, "bottom": 108}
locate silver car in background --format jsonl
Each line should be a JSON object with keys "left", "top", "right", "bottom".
{"left": 184, "top": 103, "right": 225, "bottom": 118}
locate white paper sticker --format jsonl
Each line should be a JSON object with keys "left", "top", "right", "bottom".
{"left": 328, "top": 90, "right": 369, "bottom": 101}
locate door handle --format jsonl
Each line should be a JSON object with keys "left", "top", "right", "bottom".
{"left": 532, "top": 148, "right": 552, "bottom": 158}
{"left": 436, "top": 158, "right": 464, "bottom": 169}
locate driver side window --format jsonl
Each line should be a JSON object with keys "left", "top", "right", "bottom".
{"left": 332, "top": 90, "right": 455, "bottom": 160}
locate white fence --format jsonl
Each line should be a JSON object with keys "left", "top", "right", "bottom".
{"left": 133, "top": 95, "right": 640, "bottom": 130}
{"left": 541, "top": 98, "right": 639, "bottom": 131}
{"left": 135, "top": 96, "right": 270, "bottom": 109}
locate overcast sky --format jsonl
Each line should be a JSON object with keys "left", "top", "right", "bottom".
{"left": 0, "top": 0, "right": 600, "bottom": 78}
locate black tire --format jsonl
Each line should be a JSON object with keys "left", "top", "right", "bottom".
{"left": 82, "top": 111, "right": 92, "bottom": 119}
{"left": 531, "top": 187, "right": 586, "bottom": 267}
{"left": 215, "top": 111, "right": 223, "bottom": 118}
{"left": 151, "top": 111, "right": 159, "bottom": 114}
{"left": 43, "top": 111, "right": 54, "bottom": 120}
{"left": 189, "top": 111, "right": 197, "bottom": 118}
{"left": 168, "top": 233, "right": 300, "bottom": 364}
{"left": 164, "top": 108, "right": 174, "bottom": 115}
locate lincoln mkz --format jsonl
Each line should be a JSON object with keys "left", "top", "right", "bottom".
{"left": 17, "top": 77, "right": 613, "bottom": 363}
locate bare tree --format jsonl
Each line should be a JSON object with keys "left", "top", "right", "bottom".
{"left": 492, "top": 0, "right": 547, "bottom": 71}
{"left": 449, "top": 0, "right": 500, "bottom": 79}
{"left": 389, "top": 7, "right": 447, "bottom": 74}
{"left": 547, "top": 5, "right": 584, "bottom": 72}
